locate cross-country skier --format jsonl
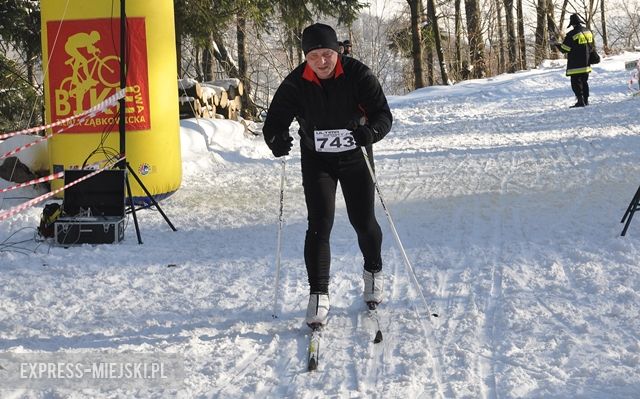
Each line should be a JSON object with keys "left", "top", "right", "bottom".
{"left": 554, "top": 13, "right": 596, "bottom": 107}
{"left": 262, "top": 23, "right": 393, "bottom": 328}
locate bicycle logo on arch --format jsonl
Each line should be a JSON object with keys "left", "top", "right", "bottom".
{"left": 58, "top": 30, "right": 120, "bottom": 99}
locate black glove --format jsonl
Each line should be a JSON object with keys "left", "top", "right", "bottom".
{"left": 352, "top": 125, "right": 374, "bottom": 147}
{"left": 267, "top": 135, "right": 293, "bottom": 157}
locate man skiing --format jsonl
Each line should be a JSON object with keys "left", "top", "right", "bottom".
{"left": 262, "top": 23, "right": 393, "bottom": 328}
{"left": 555, "top": 13, "right": 596, "bottom": 107}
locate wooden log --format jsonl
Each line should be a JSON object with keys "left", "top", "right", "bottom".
{"left": 227, "top": 85, "right": 237, "bottom": 101}
{"left": 178, "top": 97, "right": 200, "bottom": 119}
{"left": 209, "top": 78, "right": 242, "bottom": 98}
{"left": 177, "top": 78, "right": 203, "bottom": 99}
{"left": 201, "top": 83, "right": 226, "bottom": 107}
{"left": 218, "top": 89, "right": 229, "bottom": 109}
{"left": 200, "top": 85, "right": 219, "bottom": 107}
{"left": 224, "top": 96, "right": 242, "bottom": 120}
{"left": 202, "top": 103, "right": 216, "bottom": 118}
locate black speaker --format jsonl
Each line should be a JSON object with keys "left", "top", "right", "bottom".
{"left": 63, "top": 169, "right": 126, "bottom": 218}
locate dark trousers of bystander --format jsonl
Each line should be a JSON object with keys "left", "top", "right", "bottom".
{"left": 570, "top": 73, "right": 590, "bottom": 106}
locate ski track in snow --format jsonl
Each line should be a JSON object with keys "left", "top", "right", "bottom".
{"left": 2, "top": 53, "right": 640, "bottom": 398}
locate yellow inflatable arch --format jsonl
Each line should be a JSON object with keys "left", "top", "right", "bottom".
{"left": 41, "top": 0, "right": 181, "bottom": 202}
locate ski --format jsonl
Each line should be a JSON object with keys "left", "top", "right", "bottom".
{"left": 307, "top": 324, "right": 322, "bottom": 371}
{"left": 367, "top": 302, "right": 383, "bottom": 344}
{"left": 307, "top": 303, "right": 382, "bottom": 372}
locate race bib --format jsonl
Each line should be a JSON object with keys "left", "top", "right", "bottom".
{"left": 314, "top": 129, "right": 356, "bottom": 153}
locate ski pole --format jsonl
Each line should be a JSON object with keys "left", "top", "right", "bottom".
{"left": 272, "top": 157, "right": 286, "bottom": 318}
{"left": 360, "top": 147, "right": 438, "bottom": 319}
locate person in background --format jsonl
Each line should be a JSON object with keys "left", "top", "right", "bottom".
{"left": 337, "top": 41, "right": 344, "bottom": 54}
{"left": 262, "top": 23, "right": 393, "bottom": 328}
{"left": 555, "top": 13, "right": 595, "bottom": 107}
{"left": 342, "top": 39, "right": 352, "bottom": 57}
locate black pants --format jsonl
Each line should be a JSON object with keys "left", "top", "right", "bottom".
{"left": 570, "top": 73, "right": 590, "bottom": 104}
{"left": 301, "top": 146, "right": 383, "bottom": 294}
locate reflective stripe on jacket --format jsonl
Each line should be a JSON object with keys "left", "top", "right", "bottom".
{"left": 558, "top": 27, "right": 594, "bottom": 76}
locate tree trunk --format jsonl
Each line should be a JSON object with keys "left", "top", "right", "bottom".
{"left": 425, "top": 0, "right": 434, "bottom": 85}
{"left": 426, "top": 0, "right": 450, "bottom": 84}
{"left": 503, "top": 0, "right": 518, "bottom": 73}
{"left": 211, "top": 31, "right": 240, "bottom": 78}
{"left": 586, "top": 0, "right": 597, "bottom": 29}
{"left": 559, "top": 0, "right": 569, "bottom": 28}
{"left": 195, "top": 44, "right": 203, "bottom": 82}
{"left": 202, "top": 39, "right": 215, "bottom": 82}
{"left": 546, "top": 0, "right": 561, "bottom": 59}
{"left": 407, "top": 0, "right": 425, "bottom": 89}
{"left": 454, "top": 0, "right": 463, "bottom": 79}
{"left": 600, "top": 0, "right": 608, "bottom": 52}
{"left": 465, "top": 0, "right": 487, "bottom": 78}
{"left": 495, "top": 0, "right": 506, "bottom": 74}
{"left": 534, "top": 0, "right": 547, "bottom": 65}
{"left": 516, "top": 0, "right": 527, "bottom": 69}
{"left": 426, "top": 47, "right": 434, "bottom": 86}
{"left": 236, "top": 15, "right": 258, "bottom": 119}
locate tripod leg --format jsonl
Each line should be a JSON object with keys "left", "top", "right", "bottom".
{"left": 621, "top": 211, "right": 636, "bottom": 236}
{"left": 126, "top": 164, "right": 177, "bottom": 231}
{"left": 125, "top": 172, "right": 143, "bottom": 244}
{"left": 621, "top": 185, "right": 640, "bottom": 224}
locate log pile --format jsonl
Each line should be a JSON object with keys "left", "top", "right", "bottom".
{"left": 177, "top": 78, "right": 243, "bottom": 120}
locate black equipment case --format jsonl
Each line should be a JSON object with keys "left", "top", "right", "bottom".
{"left": 54, "top": 169, "right": 126, "bottom": 245}
{"left": 54, "top": 217, "right": 125, "bottom": 245}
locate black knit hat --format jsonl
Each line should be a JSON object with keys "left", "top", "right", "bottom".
{"left": 301, "top": 23, "right": 339, "bottom": 55}
{"left": 568, "top": 13, "right": 582, "bottom": 28}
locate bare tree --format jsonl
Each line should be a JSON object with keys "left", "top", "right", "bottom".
{"left": 603, "top": 0, "right": 640, "bottom": 48}
{"left": 236, "top": 15, "right": 259, "bottom": 118}
{"left": 516, "top": 0, "right": 527, "bottom": 69}
{"left": 425, "top": 0, "right": 435, "bottom": 85}
{"left": 558, "top": 0, "right": 569, "bottom": 28}
{"left": 465, "top": 0, "right": 487, "bottom": 78}
{"left": 600, "top": 0, "right": 609, "bottom": 52}
{"left": 352, "top": 10, "right": 398, "bottom": 92}
{"left": 426, "top": 0, "right": 451, "bottom": 84}
{"left": 546, "top": 0, "right": 561, "bottom": 59}
{"left": 495, "top": 0, "right": 506, "bottom": 73}
{"left": 454, "top": 0, "right": 464, "bottom": 79}
{"left": 534, "top": 0, "right": 548, "bottom": 65}
{"left": 407, "top": 0, "right": 425, "bottom": 88}
{"left": 584, "top": 0, "right": 598, "bottom": 28}
{"left": 503, "top": 0, "right": 518, "bottom": 72}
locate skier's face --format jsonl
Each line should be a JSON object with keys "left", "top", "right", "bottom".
{"left": 306, "top": 49, "right": 338, "bottom": 80}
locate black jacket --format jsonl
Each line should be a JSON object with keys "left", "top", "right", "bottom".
{"left": 557, "top": 25, "right": 594, "bottom": 76}
{"left": 263, "top": 55, "right": 392, "bottom": 155}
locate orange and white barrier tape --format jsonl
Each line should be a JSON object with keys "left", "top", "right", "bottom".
{"left": 0, "top": 171, "right": 65, "bottom": 194}
{"left": 1, "top": 134, "right": 52, "bottom": 161}
{"left": 0, "top": 89, "right": 126, "bottom": 161}
{"left": 0, "top": 157, "right": 125, "bottom": 222}
{"left": 0, "top": 88, "right": 126, "bottom": 140}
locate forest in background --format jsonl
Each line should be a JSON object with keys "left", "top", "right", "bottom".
{"left": 1, "top": 0, "right": 639, "bottom": 131}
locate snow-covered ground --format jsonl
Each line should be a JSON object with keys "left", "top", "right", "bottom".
{"left": 2, "top": 52, "right": 640, "bottom": 398}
